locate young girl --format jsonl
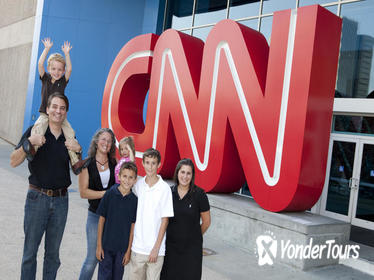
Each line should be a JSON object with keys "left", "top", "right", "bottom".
{"left": 114, "top": 136, "right": 135, "bottom": 184}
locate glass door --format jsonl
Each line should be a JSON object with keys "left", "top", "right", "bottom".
{"left": 321, "top": 135, "right": 374, "bottom": 230}
{"left": 320, "top": 135, "right": 358, "bottom": 222}
{"left": 351, "top": 141, "right": 374, "bottom": 230}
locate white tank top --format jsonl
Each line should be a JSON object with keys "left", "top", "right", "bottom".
{"left": 99, "top": 168, "right": 110, "bottom": 189}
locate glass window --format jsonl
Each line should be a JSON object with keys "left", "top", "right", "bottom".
{"left": 165, "top": 0, "right": 194, "bottom": 30}
{"left": 192, "top": 26, "right": 213, "bottom": 42}
{"left": 299, "top": 0, "right": 332, "bottom": 7}
{"left": 194, "top": 0, "right": 227, "bottom": 26}
{"left": 229, "top": 0, "right": 260, "bottom": 19}
{"left": 259, "top": 16, "right": 273, "bottom": 44}
{"left": 181, "top": 29, "right": 192, "bottom": 35}
{"left": 325, "top": 5, "right": 337, "bottom": 15}
{"left": 237, "top": 18, "right": 258, "bottom": 31}
{"left": 240, "top": 182, "right": 252, "bottom": 196}
{"left": 262, "top": 0, "right": 296, "bottom": 15}
{"left": 336, "top": 1, "right": 374, "bottom": 98}
{"left": 333, "top": 115, "right": 374, "bottom": 136}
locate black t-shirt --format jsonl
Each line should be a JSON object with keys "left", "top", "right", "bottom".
{"left": 97, "top": 187, "right": 137, "bottom": 252}
{"left": 39, "top": 73, "right": 68, "bottom": 113}
{"left": 16, "top": 126, "right": 71, "bottom": 189}
{"left": 166, "top": 185, "right": 210, "bottom": 248}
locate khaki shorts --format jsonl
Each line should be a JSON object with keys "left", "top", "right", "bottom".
{"left": 127, "top": 251, "right": 164, "bottom": 280}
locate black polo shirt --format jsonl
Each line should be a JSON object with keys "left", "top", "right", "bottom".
{"left": 16, "top": 125, "right": 71, "bottom": 190}
{"left": 97, "top": 186, "right": 137, "bottom": 253}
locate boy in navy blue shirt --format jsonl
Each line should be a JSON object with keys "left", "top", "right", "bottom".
{"left": 96, "top": 162, "right": 138, "bottom": 280}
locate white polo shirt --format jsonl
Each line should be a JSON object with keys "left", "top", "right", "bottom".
{"left": 132, "top": 175, "right": 174, "bottom": 256}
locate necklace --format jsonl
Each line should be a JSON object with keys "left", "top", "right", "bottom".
{"left": 96, "top": 159, "right": 108, "bottom": 170}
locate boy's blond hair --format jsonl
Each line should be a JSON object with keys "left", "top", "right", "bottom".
{"left": 47, "top": 53, "right": 66, "bottom": 68}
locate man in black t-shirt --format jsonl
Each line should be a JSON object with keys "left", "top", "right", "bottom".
{"left": 10, "top": 93, "right": 81, "bottom": 280}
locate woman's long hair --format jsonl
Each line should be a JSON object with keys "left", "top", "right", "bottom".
{"left": 87, "top": 128, "right": 116, "bottom": 159}
{"left": 173, "top": 158, "right": 196, "bottom": 190}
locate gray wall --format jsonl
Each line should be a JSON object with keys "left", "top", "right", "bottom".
{"left": 0, "top": 0, "right": 37, "bottom": 144}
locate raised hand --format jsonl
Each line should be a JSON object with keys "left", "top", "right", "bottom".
{"left": 41, "top": 38, "right": 53, "bottom": 49}
{"left": 61, "top": 41, "right": 72, "bottom": 54}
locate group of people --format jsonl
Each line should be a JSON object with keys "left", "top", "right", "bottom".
{"left": 10, "top": 38, "right": 211, "bottom": 280}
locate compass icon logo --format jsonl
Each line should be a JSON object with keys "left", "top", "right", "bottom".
{"left": 256, "top": 232, "right": 277, "bottom": 266}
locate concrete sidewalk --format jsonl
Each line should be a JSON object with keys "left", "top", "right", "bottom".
{"left": 0, "top": 138, "right": 372, "bottom": 279}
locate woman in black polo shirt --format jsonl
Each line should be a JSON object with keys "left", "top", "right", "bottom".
{"left": 78, "top": 128, "right": 117, "bottom": 280}
{"left": 161, "top": 158, "right": 211, "bottom": 280}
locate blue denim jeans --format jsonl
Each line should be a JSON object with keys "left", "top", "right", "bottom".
{"left": 98, "top": 250, "right": 126, "bottom": 280}
{"left": 21, "top": 188, "right": 68, "bottom": 280}
{"left": 79, "top": 210, "right": 100, "bottom": 280}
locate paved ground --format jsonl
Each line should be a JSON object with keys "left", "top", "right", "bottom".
{"left": 0, "top": 138, "right": 373, "bottom": 279}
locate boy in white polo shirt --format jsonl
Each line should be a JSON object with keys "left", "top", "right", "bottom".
{"left": 129, "top": 148, "right": 174, "bottom": 280}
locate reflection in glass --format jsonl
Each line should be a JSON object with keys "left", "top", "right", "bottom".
{"left": 356, "top": 144, "right": 374, "bottom": 222}
{"left": 299, "top": 0, "right": 332, "bottom": 7}
{"left": 262, "top": 0, "right": 296, "bottom": 15}
{"left": 165, "top": 0, "right": 194, "bottom": 29}
{"left": 326, "top": 141, "right": 355, "bottom": 216}
{"left": 260, "top": 16, "right": 273, "bottom": 44}
{"left": 238, "top": 18, "right": 258, "bottom": 31}
{"left": 333, "top": 115, "right": 374, "bottom": 136}
{"left": 336, "top": 1, "right": 374, "bottom": 98}
{"left": 229, "top": 0, "right": 260, "bottom": 19}
{"left": 194, "top": 0, "right": 227, "bottom": 26}
{"left": 192, "top": 26, "right": 213, "bottom": 42}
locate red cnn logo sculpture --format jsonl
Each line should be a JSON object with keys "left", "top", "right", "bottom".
{"left": 102, "top": 5, "right": 342, "bottom": 212}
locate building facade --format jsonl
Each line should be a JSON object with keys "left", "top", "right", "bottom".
{"left": 1, "top": 0, "right": 374, "bottom": 240}
{"left": 163, "top": 0, "right": 374, "bottom": 239}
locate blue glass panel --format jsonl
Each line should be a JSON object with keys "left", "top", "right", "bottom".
{"left": 165, "top": 0, "right": 194, "bottom": 29}
{"left": 181, "top": 29, "right": 192, "bottom": 35}
{"left": 262, "top": 0, "right": 296, "bottom": 15}
{"left": 325, "top": 5, "right": 337, "bottom": 15}
{"left": 299, "top": 0, "right": 332, "bottom": 7}
{"left": 192, "top": 26, "right": 213, "bottom": 42}
{"left": 229, "top": 0, "right": 260, "bottom": 19}
{"left": 238, "top": 18, "right": 258, "bottom": 30}
{"left": 260, "top": 16, "right": 273, "bottom": 44}
{"left": 194, "top": 0, "right": 227, "bottom": 26}
{"left": 336, "top": 1, "right": 374, "bottom": 98}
